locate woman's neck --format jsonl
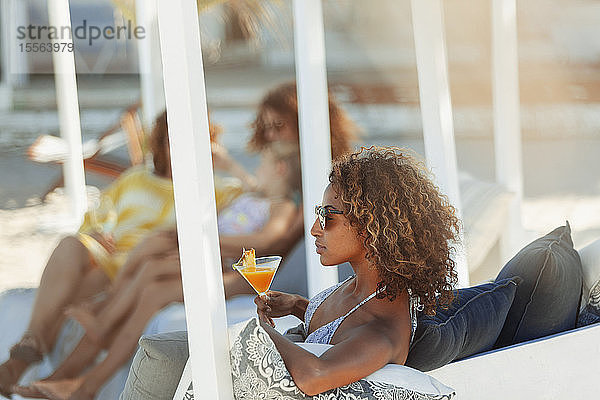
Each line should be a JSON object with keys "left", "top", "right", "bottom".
{"left": 347, "top": 259, "right": 382, "bottom": 299}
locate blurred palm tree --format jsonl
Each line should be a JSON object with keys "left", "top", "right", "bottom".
{"left": 110, "top": 0, "right": 285, "bottom": 44}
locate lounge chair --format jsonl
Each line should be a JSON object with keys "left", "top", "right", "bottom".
{"left": 27, "top": 103, "right": 146, "bottom": 200}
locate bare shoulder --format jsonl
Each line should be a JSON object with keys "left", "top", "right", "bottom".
{"left": 364, "top": 306, "right": 412, "bottom": 363}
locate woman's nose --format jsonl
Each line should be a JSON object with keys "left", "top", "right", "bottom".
{"left": 265, "top": 128, "right": 278, "bottom": 142}
{"left": 310, "top": 218, "right": 322, "bottom": 237}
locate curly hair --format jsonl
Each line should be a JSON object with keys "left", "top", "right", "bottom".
{"left": 329, "top": 146, "right": 460, "bottom": 315}
{"left": 149, "top": 110, "right": 222, "bottom": 176}
{"left": 247, "top": 81, "right": 359, "bottom": 160}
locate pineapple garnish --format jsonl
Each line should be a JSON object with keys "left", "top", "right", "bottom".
{"left": 236, "top": 248, "right": 256, "bottom": 271}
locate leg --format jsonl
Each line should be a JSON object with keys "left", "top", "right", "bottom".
{"left": 29, "top": 236, "right": 108, "bottom": 349}
{"left": 34, "top": 278, "right": 184, "bottom": 400}
{"left": 11, "top": 336, "right": 102, "bottom": 398}
{"left": 0, "top": 236, "right": 108, "bottom": 396}
{"left": 68, "top": 253, "right": 180, "bottom": 343}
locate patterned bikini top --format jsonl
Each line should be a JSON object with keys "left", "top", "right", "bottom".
{"left": 304, "top": 276, "right": 419, "bottom": 345}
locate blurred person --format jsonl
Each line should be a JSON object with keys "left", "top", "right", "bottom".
{"left": 0, "top": 110, "right": 229, "bottom": 399}
{"left": 13, "top": 143, "right": 303, "bottom": 400}
{"left": 0, "top": 111, "right": 176, "bottom": 399}
{"left": 212, "top": 81, "right": 359, "bottom": 255}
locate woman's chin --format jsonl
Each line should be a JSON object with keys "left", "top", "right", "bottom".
{"left": 319, "top": 256, "right": 339, "bottom": 267}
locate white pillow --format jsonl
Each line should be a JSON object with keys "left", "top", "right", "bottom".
{"left": 297, "top": 342, "right": 454, "bottom": 395}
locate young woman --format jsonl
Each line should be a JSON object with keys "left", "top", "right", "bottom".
{"left": 254, "top": 147, "right": 460, "bottom": 395}
{"left": 0, "top": 111, "right": 176, "bottom": 399}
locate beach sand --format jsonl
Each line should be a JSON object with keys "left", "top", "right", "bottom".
{"left": 0, "top": 188, "right": 101, "bottom": 293}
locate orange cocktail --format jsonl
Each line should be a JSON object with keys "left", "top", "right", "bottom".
{"left": 233, "top": 255, "right": 282, "bottom": 296}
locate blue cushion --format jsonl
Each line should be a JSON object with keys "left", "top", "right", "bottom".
{"left": 405, "top": 277, "right": 520, "bottom": 372}
{"left": 494, "top": 223, "right": 583, "bottom": 348}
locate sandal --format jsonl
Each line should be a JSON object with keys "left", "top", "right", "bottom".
{"left": 9, "top": 333, "right": 44, "bottom": 363}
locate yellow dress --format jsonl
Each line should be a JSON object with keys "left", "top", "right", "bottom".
{"left": 77, "top": 166, "right": 176, "bottom": 280}
{"left": 77, "top": 167, "right": 243, "bottom": 280}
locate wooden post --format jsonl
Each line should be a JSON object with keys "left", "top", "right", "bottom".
{"left": 157, "top": 0, "right": 233, "bottom": 398}
{"left": 292, "top": 0, "right": 338, "bottom": 297}
{"left": 410, "top": 0, "right": 469, "bottom": 287}
{"left": 48, "top": 0, "right": 87, "bottom": 224}
{"left": 492, "top": 0, "right": 524, "bottom": 264}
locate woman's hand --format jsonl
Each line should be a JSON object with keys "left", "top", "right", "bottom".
{"left": 89, "top": 231, "right": 116, "bottom": 254}
{"left": 211, "top": 142, "right": 234, "bottom": 172}
{"left": 131, "top": 229, "right": 178, "bottom": 260}
{"left": 255, "top": 291, "right": 307, "bottom": 327}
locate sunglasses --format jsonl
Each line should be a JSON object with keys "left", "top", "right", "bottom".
{"left": 260, "top": 119, "right": 287, "bottom": 132}
{"left": 315, "top": 205, "right": 344, "bottom": 230}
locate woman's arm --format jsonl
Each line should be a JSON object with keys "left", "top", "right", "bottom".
{"left": 219, "top": 201, "right": 299, "bottom": 258}
{"left": 111, "top": 229, "right": 178, "bottom": 291}
{"left": 211, "top": 142, "right": 258, "bottom": 192}
{"left": 260, "top": 321, "right": 397, "bottom": 396}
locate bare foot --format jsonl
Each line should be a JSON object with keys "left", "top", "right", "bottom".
{"left": 66, "top": 384, "right": 96, "bottom": 400}
{"left": 65, "top": 307, "right": 103, "bottom": 344}
{"left": 11, "top": 384, "right": 47, "bottom": 398}
{"left": 0, "top": 358, "right": 31, "bottom": 398}
{"left": 32, "top": 377, "right": 84, "bottom": 400}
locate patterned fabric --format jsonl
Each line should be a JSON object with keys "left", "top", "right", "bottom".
{"left": 588, "top": 278, "right": 600, "bottom": 310}
{"left": 230, "top": 318, "right": 453, "bottom": 400}
{"left": 304, "top": 277, "right": 418, "bottom": 345}
{"left": 577, "top": 278, "right": 600, "bottom": 327}
{"left": 217, "top": 193, "right": 271, "bottom": 235}
{"left": 78, "top": 166, "right": 175, "bottom": 279}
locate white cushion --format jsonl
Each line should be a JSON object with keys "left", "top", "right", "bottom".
{"left": 297, "top": 342, "right": 454, "bottom": 394}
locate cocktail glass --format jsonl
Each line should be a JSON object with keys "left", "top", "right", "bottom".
{"left": 233, "top": 256, "right": 282, "bottom": 297}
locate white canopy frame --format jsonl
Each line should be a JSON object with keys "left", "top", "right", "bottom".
{"left": 135, "top": 0, "right": 165, "bottom": 130}
{"left": 156, "top": 0, "right": 233, "bottom": 398}
{"left": 0, "top": 0, "right": 29, "bottom": 90}
{"left": 492, "top": 0, "right": 524, "bottom": 264}
{"left": 48, "top": 0, "right": 87, "bottom": 225}
{"left": 292, "top": 0, "right": 338, "bottom": 298}
{"left": 410, "top": 0, "right": 469, "bottom": 288}
{"left": 0, "top": 0, "right": 11, "bottom": 111}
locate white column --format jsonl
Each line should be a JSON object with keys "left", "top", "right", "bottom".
{"left": 0, "top": 0, "right": 12, "bottom": 110}
{"left": 48, "top": 0, "right": 87, "bottom": 224}
{"left": 410, "top": 0, "right": 469, "bottom": 287}
{"left": 157, "top": 1, "right": 233, "bottom": 399}
{"left": 2, "top": 0, "right": 29, "bottom": 88}
{"left": 292, "top": 0, "right": 338, "bottom": 297}
{"left": 135, "top": 0, "right": 165, "bottom": 128}
{"left": 492, "top": 0, "right": 524, "bottom": 264}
